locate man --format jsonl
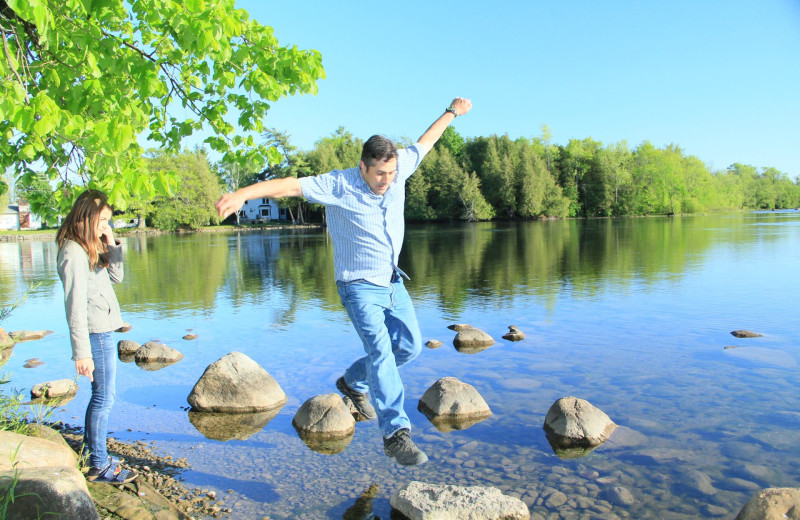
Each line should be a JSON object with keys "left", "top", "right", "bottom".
{"left": 215, "top": 97, "right": 472, "bottom": 465}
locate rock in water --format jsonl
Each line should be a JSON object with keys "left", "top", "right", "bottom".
{"left": 418, "top": 377, "right": 491, "bottom": 431}
{"left": 425, "top": 339, "right": 443, "bottom": 349}
{"left": 187, "top": 352, "right": 286, "bottom": 413}
{"left": 543, "top": 396, "right": 617, "bottom": 448}
{"left": 502, "top": 325, "right": 525, "bottom": 341}
{"left": 30, "top": 379, "right": 78, "bottom": 399}
{"left": 731, "top": 330, "right": 763, "bottom": 338}
{"left": 453, "top": 328, "right": 494, "bottom": 353}
{"left": 292, "top": 394, "right": 355, "bottom": 439}
{"left": 391, "top": 481, "right": 530, "bottom": 520}
{"left": 447, "top": 324, "right": 474, "bottom": 331}
{"left": 117, "top": 339, "right": 141, "bottom": 356}
{"left": 134, "top": 341, "right": 183, "bottom": 366}
{"left": 9, "top": 330, "right": 54, "bottom": 342}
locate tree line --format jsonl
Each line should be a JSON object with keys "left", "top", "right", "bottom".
{"left": 82, "top": 124, "right": 796, "bottom": 230}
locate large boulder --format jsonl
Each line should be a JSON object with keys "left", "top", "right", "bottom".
{"left": 187, "top": 352, "right": 287, "bottom": 413}
{"left": 453, "top": 328, "right": 494, "bottom": 353}
{"left": 418, "top": 377, "right": 491, "bottom": 431}
{"left": 30, "top": 379, "right": 78, "bottom": 399}
{"left": 0, "top": 466, "right": 99, "bottom": 520}
{"left": 543, "top": 396, "right": 617, "bottom": 449}
{"left": 0, "top": 429, "right": 78, "bottom": 471}
{"left": 735, "top": 488, "right": 800, "bottom": 520}
{"left": 391, "top": 481, "right": 530, "bottom": 520}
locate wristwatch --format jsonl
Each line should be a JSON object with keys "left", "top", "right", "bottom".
{"left": 445, "top": 106, "right": 457, "bottom": 117}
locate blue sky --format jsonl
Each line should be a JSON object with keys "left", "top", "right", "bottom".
{"left": 236, "top": 0, "right": 800, "bottom": 178}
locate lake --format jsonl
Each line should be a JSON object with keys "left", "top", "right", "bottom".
{"left": 1, "top": 212, "right": 799, "bottom": 519}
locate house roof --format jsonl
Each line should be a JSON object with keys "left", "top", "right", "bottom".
{"left": 2, "top": 205, "right": 19, "bottom": 215}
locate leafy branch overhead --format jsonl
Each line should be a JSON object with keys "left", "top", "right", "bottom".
{"left": 0, "top": 0, "right": 324, "bottom": 216}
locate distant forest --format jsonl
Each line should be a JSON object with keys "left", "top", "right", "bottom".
{"left": 257, "top": 125, "right": 799, "bottom": 222}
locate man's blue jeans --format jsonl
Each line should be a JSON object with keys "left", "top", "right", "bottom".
{"left": 336, "top": 276, "right": 422, "bottom": 438}
{"left": 84, "top": 331, "right": 117, "bottom": 469}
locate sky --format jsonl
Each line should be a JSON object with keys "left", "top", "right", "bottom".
{"left": 233, "top": 0, "right": 800, "bottom": 178}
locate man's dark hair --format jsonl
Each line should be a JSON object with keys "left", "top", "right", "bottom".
{"left": 361, "top": 135, "right": 398, "bottom": 167}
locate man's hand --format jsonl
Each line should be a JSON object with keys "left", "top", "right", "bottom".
{"left": 215, "top": 192, "right": 245, "bottom": 220}
{"left": 449, "top": 97, "right": 472, "bottom": 117}
{"left": 76, "top": 358, "right": 94, "bottom": 382}
{"left": 418, "top": 97, "right": 473, "bottom": 151}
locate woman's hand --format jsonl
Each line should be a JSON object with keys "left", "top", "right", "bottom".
{"left": 75, "top": 358, "right": 95, "bottom": 382}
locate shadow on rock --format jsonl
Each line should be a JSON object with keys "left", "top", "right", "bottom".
{"left": 188, "top": 407, "right": 282, "bottom": 441}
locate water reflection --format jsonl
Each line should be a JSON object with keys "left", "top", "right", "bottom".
{"left": 1, "top": 213, "right": 799, "bottom": 519}
{"left": 188, "top": 408, "right": 282, "bottom": 441}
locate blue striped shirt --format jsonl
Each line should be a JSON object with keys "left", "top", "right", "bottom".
{"left": 299, "top": 143, "right": 428, "bottom": 286}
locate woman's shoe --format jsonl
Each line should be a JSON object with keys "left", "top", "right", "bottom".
{"left": 87, "top": 457, "right": 137, "bottom": 484}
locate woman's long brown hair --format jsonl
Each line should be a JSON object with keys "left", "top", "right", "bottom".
{"left": 56, "top": 189, "right": 113, "bottom": 268}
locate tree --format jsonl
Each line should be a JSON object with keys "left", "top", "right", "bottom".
{"left": 146, "top": 149, "right": 223, "bottom": 230}
{"left": 0, "top": 0, "right": 324, "bottom": 217}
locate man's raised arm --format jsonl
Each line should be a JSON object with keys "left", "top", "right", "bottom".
{"left": 215, "top": 177, "right": 303, "bottom": 219}
{"left": 417, "top": 97, "right": 473, "bottom": 151}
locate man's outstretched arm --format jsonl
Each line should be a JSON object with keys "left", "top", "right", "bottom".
{"left": 215, "top": 177, "right": 303, "bottom": 219}
{"left": 417, "top": 97, "right": 473, "bottom": 151}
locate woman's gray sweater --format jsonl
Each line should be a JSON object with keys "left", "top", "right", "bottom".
{"left": 57, "top": 239, "right": 125, "bottom": 360}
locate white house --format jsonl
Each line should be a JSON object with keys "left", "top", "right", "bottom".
{"left": 0, "top": 201, "right": 42, "bottom": 231}
{"left": 238, "top": 197, "right": 288, "bottom": 222}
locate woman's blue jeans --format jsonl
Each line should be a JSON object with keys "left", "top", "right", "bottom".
{"left": 336, "top": 276, "right": 422, "bottom": 438}
{"left": 84, "top": 331, "right": 117, "bottom": 469}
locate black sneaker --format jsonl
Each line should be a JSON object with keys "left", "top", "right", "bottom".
{"left": 336, "top": 376, "right": 377, "bottom": 420}
{"left": 384, "top": 428, "right": 428, "bottom": 466}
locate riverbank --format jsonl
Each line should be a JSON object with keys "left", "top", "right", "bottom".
{"left": 0, "top": 222, "right": 323, "bottom": 242}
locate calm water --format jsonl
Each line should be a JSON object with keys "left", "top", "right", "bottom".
{"left": 1, "top": 213, "right": 799, "bottom": 519}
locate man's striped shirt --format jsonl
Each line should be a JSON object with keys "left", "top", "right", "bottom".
{"left": 299, "top": 143, "right": 428, "bottom": 286}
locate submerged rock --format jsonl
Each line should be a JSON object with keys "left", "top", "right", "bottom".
{"left": 418, "top": 377, "right": 491, "bottom": 431}
{"left": 183, "top": 334, "right": 198, "bottom": 340}
{"left": 502, "top": 325, "right": 525, "bottom": 341}
{"left": 23, "top": 358, "right": 44, "bottom": 368}
{"left": 30, "top": 379, "right": 77, "bottom": 399}
{"left": 735, "top": 487, "right": 800, "bottom": 520}
{"left": 731, "top": 330, "right": 763, "bottom": 338}
{"left": 187, "top": 352, "right": 287, "bottom": 413}
{"left": 543, "top": 396, "right": 617, "bottom": 452}
{"left": 391, "top": 481, "right": 530, "bottom": 520}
